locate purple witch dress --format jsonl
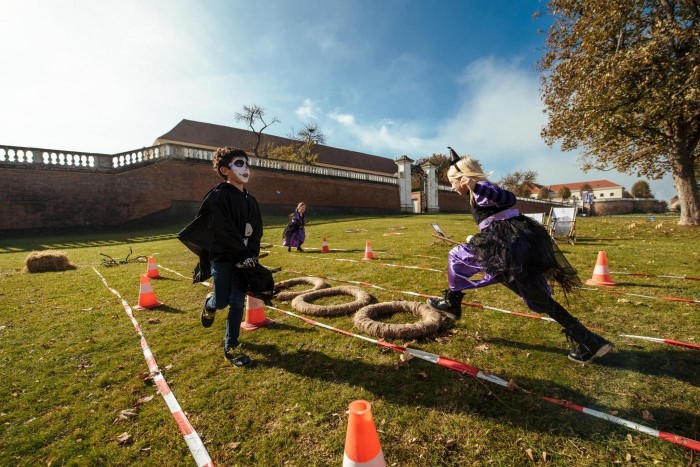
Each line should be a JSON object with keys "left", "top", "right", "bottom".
{"left": 447, "top": 180, "right": 581, "bottom": 327}
{"left": 282, "top": 211, "right": 306, "bottom": 248}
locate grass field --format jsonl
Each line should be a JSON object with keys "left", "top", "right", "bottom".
{"left": 0, "top": 213, "right": 698, "bottom": 466}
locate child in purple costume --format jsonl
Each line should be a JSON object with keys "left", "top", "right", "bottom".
{"left": 282, "top": 202, "right": 307, "bottom": 252}
{"left": 427, "top": 148, "right": 613, "bottom": 364}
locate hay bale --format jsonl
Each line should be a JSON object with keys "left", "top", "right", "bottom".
{"left": 353, "top": 301, "right": 444, "bottom": 339}
{"left": 25, "top": 250, "right": 77, "bottom": 273}
{"left": 291, "top": 286, "right": 372, "bottom": 317}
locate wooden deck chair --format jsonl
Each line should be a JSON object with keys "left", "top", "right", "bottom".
{"left": 546, "top": 207, "right": 577, "bottom": 244}
{"left": 524, "top": 212, "right": 545, "bottom": 224}
{"left": 430, "top": 222, "right": 456, "bottom": 245}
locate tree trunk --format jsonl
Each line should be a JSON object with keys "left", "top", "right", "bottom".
{"left": 671, "top": 145, "right": 700, "bottom": 225}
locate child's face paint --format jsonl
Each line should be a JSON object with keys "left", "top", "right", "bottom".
{"left": 228, "top": 157, "right": 249, "bottom": 184}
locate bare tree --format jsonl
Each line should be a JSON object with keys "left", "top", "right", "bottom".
{"left": 234, "top": 104, "right": 279, "bottom": 158}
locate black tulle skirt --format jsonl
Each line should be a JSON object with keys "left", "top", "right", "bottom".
{"left": 470, "top": 215, "right": 581, "bottom": 294}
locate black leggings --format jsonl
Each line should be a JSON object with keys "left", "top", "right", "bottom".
{"left": 502, "top": 272, "right": 578, "bottom": 328}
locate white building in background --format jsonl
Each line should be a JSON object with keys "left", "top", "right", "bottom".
{"left": 541, "top": 180, "right": 625, "bottom": 205}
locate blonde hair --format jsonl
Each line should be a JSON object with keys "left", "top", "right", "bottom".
{"left": 447, "top": 156, "right": 490, "bottom": 204}
{"left": 296, "top": 202, "right": 306, "bottom": 212}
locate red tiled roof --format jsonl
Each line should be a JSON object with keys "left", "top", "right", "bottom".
{"left": 547, "top": 180, "right": 623, "bottom": 191}
{"left": 155, "top": 119, "right": 398, "bottom": 175}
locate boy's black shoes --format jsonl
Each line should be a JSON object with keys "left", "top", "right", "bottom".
{"left": 224, "top": 347, "right": 252, "bottom": 367}
{"left": 201, "top": 292, "right": 216, "bottom": 328}
{"left": 296, "top": 246, "right": 304, "bottom": 252}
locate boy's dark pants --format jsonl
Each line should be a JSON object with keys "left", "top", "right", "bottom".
{"left": 207, "top": 259, "right": 246, "bottom": 352}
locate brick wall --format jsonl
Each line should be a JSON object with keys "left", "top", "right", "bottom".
{"left": 0, "top": 159, "right": 400, "bottom": 231}
{"left": 438, "top": 190, "right": 559, "bottom": 215}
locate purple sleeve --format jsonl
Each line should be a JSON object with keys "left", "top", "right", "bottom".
{"left": 472, "top": 181, "right": 516, "bottom": 207}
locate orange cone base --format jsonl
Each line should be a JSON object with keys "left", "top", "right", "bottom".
{"left": 241, "top": 316, "right": 273, "bottom": 331}
{"left": 585, "top": 278, "right": 617, "bottom": 287}
{"left": 147, "top": 271, "right": 162, "bottom": 279}
{"left": 134, "top": 301, "right": 163, "bottom": 311}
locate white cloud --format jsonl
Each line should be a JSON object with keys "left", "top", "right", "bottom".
{"left": 295, "top": 99, "right": 320, "bottom": 120}
{"left": 330, "top": 113, "right": 355, "bottom": 125}
{"left": 323, "top": 56, "right": 677, "bottom": 201}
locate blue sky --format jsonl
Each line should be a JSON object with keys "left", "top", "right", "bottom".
{"left": 0, "top": 0, "right": 676, "bottom": 200}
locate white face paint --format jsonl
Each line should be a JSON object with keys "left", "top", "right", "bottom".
{"left": 228, "top": 157, "right": 250, "bottom": 184}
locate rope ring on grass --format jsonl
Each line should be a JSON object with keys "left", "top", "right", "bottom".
{"left": 274, "top": 276, "right": 330, "bottom": 302}
{"left": 353, "top": 301, "right": 444, "bottom": 339}
{"left": 291, "top": 286, "right": 372, "bottom": 317}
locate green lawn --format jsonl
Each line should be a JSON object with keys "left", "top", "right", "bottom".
{"left": 0, "top": 213, "right": 698, "bottom": 466}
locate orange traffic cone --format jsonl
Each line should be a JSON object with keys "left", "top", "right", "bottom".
{"left": 134, "top": 274, "right": 162, "bottom": 310}
{"left": 343, "top": 400, "right": 385, "bottom": 467}
{"left": 146, "top": 256, "right": 162, "bottom": 279}
{"left": 240, "top": 295, "right": 273, "bottom": 331}
{"left": 322, "top": 237, "right": 330, "bottom": 253}
{"left": 585, "top": 251, "right": 617, "bottom": 286}
{"left": 362, "top": 241, "right": 375, "bottom": 260}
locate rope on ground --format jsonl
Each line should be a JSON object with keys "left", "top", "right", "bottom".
{"left": 291, "top": 286, "right": 371, "bottom": 316}
{"left": 275, "top": 276, "right": 329, "bottom": 301}
{"left": 353, "top": 301, "right": 445, "bottom": 339}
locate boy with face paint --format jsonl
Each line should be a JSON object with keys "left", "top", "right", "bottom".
{"left": 179, "top": 147, "right": 274, "bottom": 367}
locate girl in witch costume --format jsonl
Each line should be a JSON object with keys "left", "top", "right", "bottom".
{"left": 427, "top": 148, "right": 613, "bottom": 364}
{"left": 282, "top": 202, "right": 307, "bottom": 252}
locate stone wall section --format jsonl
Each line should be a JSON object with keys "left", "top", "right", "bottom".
{"left": 0, "top": 159, "right": 400, "bottom": 231}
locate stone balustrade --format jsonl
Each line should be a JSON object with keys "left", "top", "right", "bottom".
{"left": 0, "top": 143, "right": 398, "bottom": 185}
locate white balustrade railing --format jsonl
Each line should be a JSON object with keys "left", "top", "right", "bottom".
{"left": 0, "top": 145, "right": 104, "bottom": 169}
{"left": 1, "top": 143, "right": 398, "bottom": 185}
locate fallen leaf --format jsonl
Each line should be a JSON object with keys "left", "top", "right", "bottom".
{"left": 135, "top": 395, "right": 154, "bottom": 406}
{"left": 526, "top": 448, "right": 534, "bottom": 461}
{"left": 417, "top": 371, "right": 429, "bottom": 380}
{"left": 542, "top": 451, "right": 548, "bottom": 462}
{"left": 147, "top": 318, "right": 161, "bottom": 324}
{"left": 114, "top": 409, "right": 138, "bottom": 423}
{"left": 642, "top": 410, "right": 654, "bottom": 421}
{"left": 475, "top": 344, "right": 489, "bottom": 352}
{"left": 616, "top": 298, "right": 630, "bottom": 303}
{"left": 625, "top": 453, "right": 632, "bottom": 462}
{"left": 227, "top": 441, "right": 240, "bottom": 450}
{"left": 116, "top": 432, "right": 132, "bottom": 445}
{"left": 400, "top": 351, "right": 414, "bottom": 362}
{"left": 507, "top": 379, "right": 521, "bottom": 391}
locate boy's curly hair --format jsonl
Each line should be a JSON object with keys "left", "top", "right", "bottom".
{"left": 212, "top": 147, "right": 249, "bottom": 179}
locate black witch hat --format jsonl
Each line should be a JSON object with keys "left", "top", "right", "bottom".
{"left": 447, "top": 147, "right": 461, "bottom": 165}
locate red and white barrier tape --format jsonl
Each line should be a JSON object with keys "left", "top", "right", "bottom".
{"left": 610, "top": 271, "right": 700, "bottom": 281}
{"left": 265, "top": 303, "right": 700, "bottom": 453}
{"left": 307, "top": 255, "right": 443, "bottom": 272}
{"left": 285, "top": 270, "right": 698, "bottom": 351}
{"left": 92, "top": 268, "right": 214, "bottom": 467}
{"left": 579, "top": 286, "right": 700, "bottom": 305}
{"left": 160, "top": 266, "right": 211, "bottom": 287}
{"left": 160, "top": 265, "right": 699, "bottom": 452}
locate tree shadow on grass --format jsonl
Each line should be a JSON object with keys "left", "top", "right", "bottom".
{"left": 484, "top": 337, "right": 700, "bottom": 387}
{"left": 242, "top": 338, "right": 699, "bottom": 445}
